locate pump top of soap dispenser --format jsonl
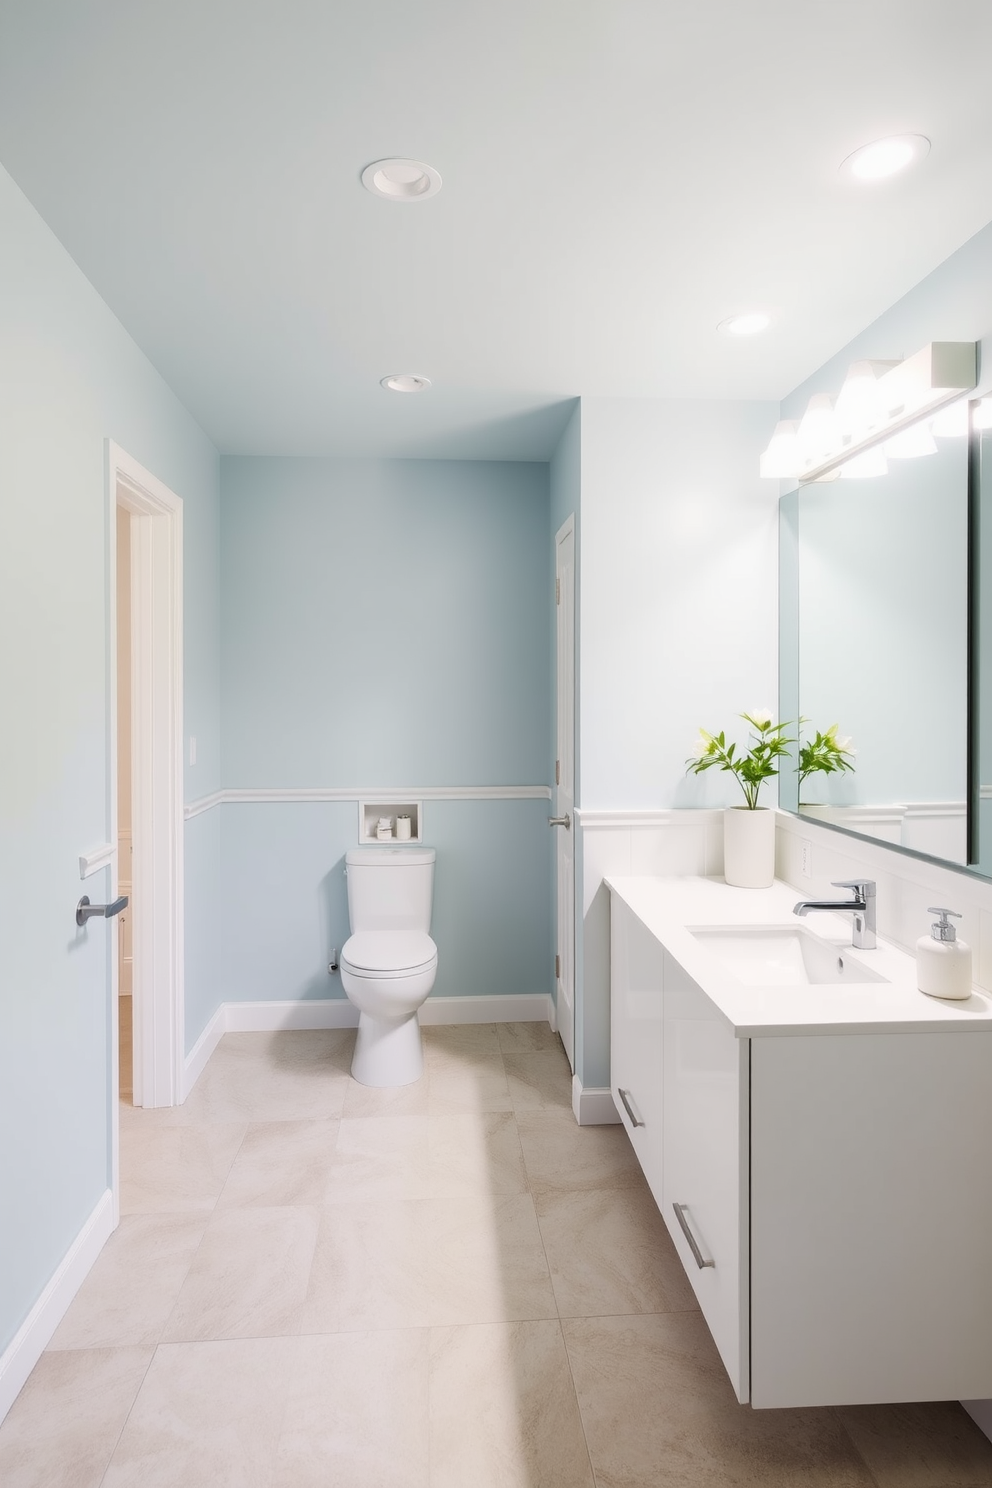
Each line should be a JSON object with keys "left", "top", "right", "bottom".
{"left": 927, "top": 908, "right": 961, "bottom": 942}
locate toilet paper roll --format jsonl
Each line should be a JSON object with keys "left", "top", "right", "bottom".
{"left": 395, "top": 815, "right": 412, "bottom": 841}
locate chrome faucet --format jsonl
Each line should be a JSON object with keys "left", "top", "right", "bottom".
{"left": 794, "top": 879, "right": 876, "bottom": 949}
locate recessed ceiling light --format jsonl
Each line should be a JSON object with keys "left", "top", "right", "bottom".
{"left": 362, "top": 158, "right": 442, "bottom": 201}
{"left": 840, "top": 134, "right": 930, "bottom": 181}
{"left": 718, "top": 311, "right": 771, "bottom": 337}
{"left": 381, "top": 374, "right": 432, "bottom": 393}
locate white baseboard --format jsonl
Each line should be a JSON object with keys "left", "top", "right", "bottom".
{"left": 181, "top": 1005, "right": 226, "bottom": 1099}
{"left": 962, "top": 1400, "right": 992, "bottom": 1445}
{"left": 0, "top": 1189, "right": 114, "bottom": 1427}
{"left": 180, "top": 994, "right": 554, "bottom": 1100}
{"left": 225, "top": 999, "right": 359, "bottom": 1033}
{"left": 572, "top": 1077, "right": 621, "bottom": 1126}
{"left": 419, "top": 993, "right": 551, "bottom": 1025}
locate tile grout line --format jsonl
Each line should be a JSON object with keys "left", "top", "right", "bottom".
{"left": 95, "top": 1342, "right": 160, "bottom": 1488}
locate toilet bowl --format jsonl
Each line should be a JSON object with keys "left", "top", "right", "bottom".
{"left": 340, "top": 849, "right": 438, "bottom": 1086}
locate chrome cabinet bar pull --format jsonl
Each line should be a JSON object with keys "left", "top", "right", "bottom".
{"left": 617, "top": 1087, "right": 644, "bottom": 1128}
{"left": 548, "top": 814, "right": 571, "bottom": 829}
{"left": 673, "top": 1203, "right": 715, "bottom": 1269}
{"left": 76, "top": 894, "right": 128, "bottom": 926}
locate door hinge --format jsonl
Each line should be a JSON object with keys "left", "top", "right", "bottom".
{"left": 555, "top": 954, "right": 561, "bottom": 980}
{"left": 555, "top": 759, "right": 560, "bottom": 785}
{"left": 555, "top": 577, "right": 560, "bottom": 604}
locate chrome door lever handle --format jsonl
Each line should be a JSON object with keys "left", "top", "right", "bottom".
{"left": 76, "top": 894, "right": 128, "bottom": 926}
{"left": 549, "top": 815, "right": 571, "bottom": 829}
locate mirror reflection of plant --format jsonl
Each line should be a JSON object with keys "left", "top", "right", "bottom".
{"left": 798, "top": 722, "right": 856, "bottom": 793}
{"left": 686, "top": 710, "right": 795, "bottom": 811}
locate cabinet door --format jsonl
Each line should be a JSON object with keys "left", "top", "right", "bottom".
{"left": 609, "top": 896, "right": 664, "bottom": 1206}
{"left": 662, "top": 951, "right": 749, "bottom": 1402}
{"left": 750, "top": 1032, "right": 992, "bottom": 1408}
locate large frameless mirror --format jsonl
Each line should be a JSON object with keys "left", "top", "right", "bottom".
{"left": 780, "top": 397, "right": 978, "bottom": 870}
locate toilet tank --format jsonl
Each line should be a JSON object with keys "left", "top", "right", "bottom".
{"left": 345, "top": 847, "right": 435, "bottom": 932}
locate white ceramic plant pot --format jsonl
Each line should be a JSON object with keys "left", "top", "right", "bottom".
{"left": 723, "top": 807, "right": 776, "bottom": 889}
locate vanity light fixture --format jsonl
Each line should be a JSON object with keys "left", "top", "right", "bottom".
{"left": 833, "top": 359, "right": 900, "bottom": 439}
{"left": 718, "top": 311, "right": 771, "bottom": 337}
{"left": 362, "top": 158, "right": 442, "bottom": 201}
{"left": 839, "top": 447, "right": 888, "bottom": 480}
{"left": 884, "top": 423, "right": 938, "bottom": 459}
{"left": 759, "top": 420, "right": 801, "bottom": 479}
{"left": 796, "top": 393, "right": 838, "bottom": 465}
{"left": 381, "top": 374, "right": 431, "bottom": 393}
{"left": 759, "top": 342, "right": 977, "bottom": 483}
{"left": 840, "top": 134, "right": 930, "bottom": 182}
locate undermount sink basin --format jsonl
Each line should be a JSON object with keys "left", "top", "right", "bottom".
{"left": 690, "top": 925, "right": 890, "bottom": 987}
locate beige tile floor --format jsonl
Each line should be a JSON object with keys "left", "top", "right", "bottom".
{"left": 3, "top": 1021, "right": 992, "bottom": 1486}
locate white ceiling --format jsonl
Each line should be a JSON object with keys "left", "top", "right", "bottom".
{"left": 2, "top": 1, "right": 992, "bottom": 460}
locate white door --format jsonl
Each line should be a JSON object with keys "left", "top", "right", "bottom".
{"left": 554, "top": 518, "right": 576, "bottom": 1070}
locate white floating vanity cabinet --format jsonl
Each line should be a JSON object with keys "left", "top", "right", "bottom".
{"left": 609, "top": 883, "right": 992, "bottom": 1410}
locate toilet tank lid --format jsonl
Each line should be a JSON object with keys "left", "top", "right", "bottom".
{"left": 346, "top": 847, "right": 435, "bottom": 867}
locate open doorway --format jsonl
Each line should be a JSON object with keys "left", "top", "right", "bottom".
{"left": 108, "top": 441, "right": 185, "bottom": 1208}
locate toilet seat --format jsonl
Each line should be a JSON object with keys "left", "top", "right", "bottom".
{"left": 341, "top": 930, "right": 437, "bottom": 978}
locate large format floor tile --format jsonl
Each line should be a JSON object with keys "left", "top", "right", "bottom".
{"left": 48, "top": 1213, "right": 207, "bottom": 1350}
{"left": 502, "top": 1049, "right": 573, "bottom": 1113}
{"left": 429, "top": 1320, "right": 595, "bottom": 1488}
{"left": 325, "top": 1111, "right": 528, "bottom": 1203}
{"left": 0, "top": 1347, "right": 152, "bottom": 1488}
{"left": 273, "top": 1330, "right": 430, "bottom": 1488}
{"left": 535, "top": 1183, "right": 698, "bottom": 1318}
{"left": 180, "top": 1031, "right": 352, "bottom": 1124}
{"left": 162, "top": 1205, "right": 319, "bottom": 1341}
{"left": 102, "top": 1337, "right": 295, "bottom": 1488}
{"left": 516, "top": 1107, "right": 642, "bottom": 1195}
{"left": 836, "top": 1401, "right": 992, "bottom": 1487}
{"left": 563, "top": 1311, "right": 877, "bottom": 1488}
{"left": 8, "top": 1023, "right": 992, "bottom": 1488}
{"left": 422, "top": 1028, "right": 513, "bottom": 1114}
{"left": 218, "top": 1118, "right": 338, "bottom": 1208}
{"left": 302, "top": 1193, "right": 556, "bottom": 1332}
{"left": 119, "top": 1121, "right": 247, "bottom": 1213}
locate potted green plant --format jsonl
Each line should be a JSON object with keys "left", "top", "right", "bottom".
{"left": 686, "top": 710, "right": 794, "bottom": 887}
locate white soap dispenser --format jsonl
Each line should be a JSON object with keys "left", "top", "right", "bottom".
{"left": 916, "top": 907, "right": 972, "bottom": 1001}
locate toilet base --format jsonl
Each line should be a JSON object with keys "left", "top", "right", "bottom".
{"left": 351, "top": 1009, "right": 424, "bottom": 1087}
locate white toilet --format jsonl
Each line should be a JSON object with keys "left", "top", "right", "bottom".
{"left": 339, "top": 847, "right": 438, "bottom": 1086}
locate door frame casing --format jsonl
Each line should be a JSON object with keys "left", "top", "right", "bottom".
{"left": 554, "top": 513, "right": 576, "bottom": 1071}
{"left": 107, "top": 440, "right": 184, "bottom": 1174}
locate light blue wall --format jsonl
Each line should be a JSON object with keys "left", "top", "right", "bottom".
{"left": 574, "top": 397, "right": 779, "bottom": 1089}
{"left": 219, "top": 457, "right": 553, "bottom": 1004}
{"left": 578, "top": 398, "right": 780, "bottom": 811}
{"left": 0, "top": 164, "right": 220, "bottom": 1354}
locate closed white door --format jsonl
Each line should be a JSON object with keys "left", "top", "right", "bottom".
{"left": 554, "top": 518, "right": 575, "bottom": 1070}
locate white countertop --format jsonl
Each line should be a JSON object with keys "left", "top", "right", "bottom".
{"left": 606, "top": 876, "right": 992, "bottom": 1038}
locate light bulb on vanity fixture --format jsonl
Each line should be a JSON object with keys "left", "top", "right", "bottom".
{"left": 759, "top": 421, "right": 801, "bottom": 478}
{"left": 834, "top": 360, "right": 899, "bottom": 439}
{"left": 797, "top": 393, "right": 838, "bottom": 467}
